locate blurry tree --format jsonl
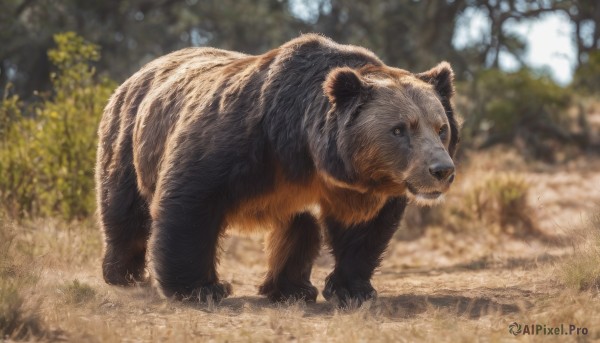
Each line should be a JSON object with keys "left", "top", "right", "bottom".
{"left": 3, "top": 0, "right": 597, "bottom": 100}
{"left": 467, "top": 0, "right": 570, "bottom": 68}
{"left": 1, "top": 0, "right": 599, "bottom": 167}
{"left": 286, "top": 0, "right": 596, "bottom": 77}
{"left": 0, "top": 0, "right": 307, "bottom": 99}
{"left": 561, "top": 1, "right": 600, "bottom": 67}
{"left": 0, "top": 32, "right": 114, "bottom": 219}
{"left": 573, "top": 51, "right": 600, "bottom": 93}
{"left": 459, "top": 68, "right": 574, "bottom": 161}
{"left": 463, "top": 1, "right": 599, "bottom": 73}
{"left": 308, "top": 0, "right": 469, "bottom": 73}
{"left": 569, "top": 1, "right": 600, "bottom": 93}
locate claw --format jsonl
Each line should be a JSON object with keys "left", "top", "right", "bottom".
{"left": 168, "top": 281, "right": 232, "bottom": 303}
{"left": 322, "top": 272, "right": 377, "bottom": 307}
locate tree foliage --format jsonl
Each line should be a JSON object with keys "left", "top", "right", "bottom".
{"left": 459, "top": 68, "right": 575, "bottom": 160}
{"left": 0, "top": 32, "right": 114, "bottom": 219}
{"left": 1, "top": 0, "right": 598, "bottom": 97}
{"left": 573, "top": 51, "right": 600, "bottom": 94}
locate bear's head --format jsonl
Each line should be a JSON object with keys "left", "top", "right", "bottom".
{"left": 321, "top": 62, "right": 460, "bottom": 205}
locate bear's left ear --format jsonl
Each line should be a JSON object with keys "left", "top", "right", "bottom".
{"left": 323, "top": 67, "right": 371, "bottom": 113}
{"left": 416, "top": 61, "right": 455, "bottom": 99}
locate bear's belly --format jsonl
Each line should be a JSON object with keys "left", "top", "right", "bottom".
{"left": 320, "top": 191, "right": 389, "bottom": 226}
{"left": 223, "top": 173, "right": 391, "bottom": 231}
{"left": 224, "top": 175, "right": 322, "bottom": 232}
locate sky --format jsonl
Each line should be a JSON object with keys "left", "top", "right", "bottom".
{"left": 453, "top": 9, "right": 577, "bottom": 85}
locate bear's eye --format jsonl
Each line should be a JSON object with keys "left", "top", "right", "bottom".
{"left": 392, "top": 125, "right": 407, "bottom": 136}
{"left": 438, "top": 124, "right": 448, "bottom": 137}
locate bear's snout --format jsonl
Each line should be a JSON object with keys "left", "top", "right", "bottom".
{"left": 427, "top": 148, "right": 455, "bottom": 185}
{"left": 428, "top": 162, "right": 455, "bottom": 182}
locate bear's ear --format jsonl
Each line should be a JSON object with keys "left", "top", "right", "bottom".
{"left": 323, "top": 67, "right": 371, "bottom": 111}
{"left": 416, "top": 61, "right": 455, "bottom": 99}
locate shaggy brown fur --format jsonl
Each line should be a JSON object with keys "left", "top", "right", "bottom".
{"left": 96, "top": 34, "right": 459, "bottom": 305}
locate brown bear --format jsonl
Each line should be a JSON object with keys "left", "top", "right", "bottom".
{"left": 96, "top": 34, "right": 459, "bottom": 306}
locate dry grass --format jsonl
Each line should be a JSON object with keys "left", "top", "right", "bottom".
{"left": 558, "top": 210, "right": 600, "bottom": 291}
{"left": 2, "top": 149, "right": 600, "bottom": 342}
{"left": 465, "top": 173, "right": 535, "bottom": 234}
{"left": 0, "top": 218, "right": 46, "bottom": 340}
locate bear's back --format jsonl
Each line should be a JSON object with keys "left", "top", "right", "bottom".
{"left": 98, "top": 47, "right": 250, "bottom": 200}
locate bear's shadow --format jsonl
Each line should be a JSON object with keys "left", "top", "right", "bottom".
{"left": 178, "top": 254, "right": 543, "bottom": 319}
{"left": 182, "top": 289, "right": 530, "bottom": 320}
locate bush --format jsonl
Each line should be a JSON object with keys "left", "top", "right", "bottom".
{"left": 464, "top": 173, "right": 538, "bottom": 237}
{"left": 0, "top": 90, "right": 39, "bottom": 217}
{"left": 0, "top": 32, "right": 115, "bottom": 219}
{"left": 459, "top": 68, "right": 572, "bottom": 160}
{"left": 573, "top": 51, "right": 600, "bottom": 94}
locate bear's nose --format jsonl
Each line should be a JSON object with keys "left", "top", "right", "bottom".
{"left": 429, "top": 163, "right": 455, "bottom": 182}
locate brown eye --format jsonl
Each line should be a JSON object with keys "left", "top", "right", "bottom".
{"left": 438, "top": 124, "right": 448, "bottom": 137}
{"left": 392, "top": 124, "right": 406, "bottom": 136}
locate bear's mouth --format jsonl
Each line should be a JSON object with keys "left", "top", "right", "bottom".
{"left": 415, "top": 191, "right": 442, "bottom": 200}
{"left": 406, "top": 184, "right": 443, "bottom": 200}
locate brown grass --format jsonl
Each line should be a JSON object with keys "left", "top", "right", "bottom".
{"left": 0, "top": 218, "right": 46, "bottom": 340}
{"left": 558, "top": 210, "right": 600, "bottom": 291}
{"left": 2, "top": 149, "right": 600, "bottom": 342}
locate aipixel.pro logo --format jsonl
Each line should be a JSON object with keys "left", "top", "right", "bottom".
{"left": 509, "top": 322, "right": 589, "bottom": 336}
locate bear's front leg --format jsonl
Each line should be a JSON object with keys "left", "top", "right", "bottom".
{"left": 259, "top": 212, "right": 321, "bottom": 302}
{"left": 323, "top": 197, "right": 407, "bottom": 307}
{"left": 150, "top": 179, "right": 231, "bottom": 303}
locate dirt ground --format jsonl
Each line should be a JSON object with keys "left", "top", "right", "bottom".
{"left": 4, "top": 147, "right": 600, "bottom": 343}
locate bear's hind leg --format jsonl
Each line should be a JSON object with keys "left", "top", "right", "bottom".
{"left": 151, "top": 193, "right": 231, "bottom": 303}
{"left": 259, "top": 212, "right": 321, "bottom": 302}
{"left": 99, "top": 170, "right": 151, "bottom": 286}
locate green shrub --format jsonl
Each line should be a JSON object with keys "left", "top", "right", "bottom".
{"left": 460, "top": 68, "right": 572, "bottom": 160}
{"left": 0, "top": 89, "right": 40, "bottom": 217}
{"left": 573, "top": 51, "right": 600, "bottom": 94}
{"left": 0, "top": 32, "right": 115, "bottom": 219}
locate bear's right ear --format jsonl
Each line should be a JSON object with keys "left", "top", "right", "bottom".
{"left": 416, "top": 62, "right": 455, "bottom": 99}
{"left": 323, "top": 67, "right": 371, "bottom": 113}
